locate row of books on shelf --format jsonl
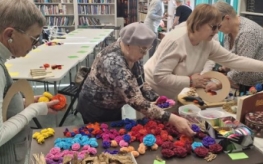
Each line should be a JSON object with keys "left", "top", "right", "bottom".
{"left": 35, "top": 0, "right": 72, "bottom": 3}
{"left": 79, "top": 16, "right": 101, "bottom": 26}
{"left": 36, "top": 5, "right": 69, "bottom": 15}
{"left": 246, "top": 0, "right": 263, "bottom": 13}
{"left": 46, "top": 16, "right": 74, "bottom": 26}
{"left": 78, "top": 5, "right": 113, "bottom": 15}
{"left": 77, "top": 0, "right": 114, "bottom": 3}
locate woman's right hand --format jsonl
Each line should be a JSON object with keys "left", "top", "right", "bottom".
{"left": 169, "top": 114, "right": 196, "bottom": 137}
{"left": 46, "top": 100, "right": 59, "bottom": 114}
{"left": 191, "top": 73, "right": 210, "bottom": 88}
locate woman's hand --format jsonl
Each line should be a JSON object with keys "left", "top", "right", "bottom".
{"left": 205, "top": 82, "right": 222, "bottom": 92}
{"left": 46, "top": 100, "right": 59, "bottom": 114}
{"left": 32, "top": 95, "right": 59, "bottom": 114}
{"left": 169, "top": 114, "right": 196, "bottom": 137}
{"left": 191, "top": 73, "right": 210, "bottom": 88}
{"left": 218, "top": 66, "right": 230, "bottom": 74}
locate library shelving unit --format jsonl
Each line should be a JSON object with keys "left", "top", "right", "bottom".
{"left": 138, "top": 0, "right": 148, "bottom": 22}
{"left": 237, "top": 0, "right": 263, "bottom": 27}
{"left": 117, "top": 0, "right": 138, "bottom": 26}
{"left": 76, "top": 0, "right": 117, "bottom": 28}
{"left": 137, "top": 0, "right": 174, "bottom": 32}
{"left": 34, "top": 0, "right": 76, "bottom": 33}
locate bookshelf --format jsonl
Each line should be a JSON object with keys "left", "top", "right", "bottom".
{"left": 238, "top": 0, "right": 263, "bottom": 27}
{"left": 117, "top": 0, "right": 138, "bottom": 26}
{"left": 137, "top": 0, "right": 174, "bottom": 32}
{"left": 34, "top": 0, "right": 118, "bottom": 32}
{"left": 34, "top": 0, "right": 75, "bottom": 33}
{"left": 138, "top": 0, "right": 148, "bottom": 22}
{"left": 77, "top": 0, "right": 117, "bottom": 28}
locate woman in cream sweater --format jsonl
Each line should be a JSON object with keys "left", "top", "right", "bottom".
{"left": 144, "top": 4, "right": 263, "bottom": 100}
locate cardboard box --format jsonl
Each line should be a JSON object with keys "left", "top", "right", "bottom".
{"left": 205, "top": 116, "right": 254, "bottom": 153}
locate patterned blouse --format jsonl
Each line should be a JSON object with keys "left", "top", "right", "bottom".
{"left": 80, "top": 39, "right": 171, "bottom": 122}
{"left": 225, "top": 16, "right": 263, "bottom": 86}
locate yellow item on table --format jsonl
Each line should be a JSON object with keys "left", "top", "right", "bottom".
{"left": 38, "top": 96, "right": 49, "bottom": 102}
{"left": 43, "top": 92, "right": 53, "bottom": 100}
{"left": 32, "top": 128, "right": 55, "bottom": 144}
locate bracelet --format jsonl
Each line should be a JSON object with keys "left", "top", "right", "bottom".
{"left": 189, "top": 76, "right": 193, "bottom": 87}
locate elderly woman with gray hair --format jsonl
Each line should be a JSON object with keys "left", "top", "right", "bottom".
{"left": 206, "top": 1, "right": 263, "bottom": 94}
{"left": 0, "top": 0, "right": 59, "bottom": 163}
{"left": 77, "top": 22, "right": 195, "bottom": 137}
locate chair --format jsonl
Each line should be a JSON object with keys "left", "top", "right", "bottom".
{"left": 57, "top": 67, "right": 90, "bottom": 127}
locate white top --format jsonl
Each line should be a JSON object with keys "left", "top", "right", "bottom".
{"left": 0, "top": 42, "right": 48, "bottom": 146}
{"left": 144, "top": 25, "right": 263, "bottom": 100}
{"left": 144, "top": 0, "right": 164, "bottom": 33}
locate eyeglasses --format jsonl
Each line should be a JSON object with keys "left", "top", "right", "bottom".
{"left": 139, "top": 46, "right": 153, "bottom": 54}
{"left": 209, "top": 24, "right": 222, "bottom": 31}
{"left": 14, "top": 28, "right": 40, "bottom": 46}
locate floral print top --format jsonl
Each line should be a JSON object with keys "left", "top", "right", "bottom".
{"left": 80, "top": 39, "right": 171, "bottom": 122}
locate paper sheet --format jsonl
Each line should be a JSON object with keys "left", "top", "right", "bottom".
{"left": 228, "top": 152, "right": 248, "bottom": 160}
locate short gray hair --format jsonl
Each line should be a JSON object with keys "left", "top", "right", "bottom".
{"left": 0, "top": 0, "right": 46, "bottom": 33}
{"left": 213, "top": 1, "right": 236, "bottom": 17}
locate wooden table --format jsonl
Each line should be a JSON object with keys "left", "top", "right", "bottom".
{"left": 30, "top": 125, "right": 263, "bottom": 164}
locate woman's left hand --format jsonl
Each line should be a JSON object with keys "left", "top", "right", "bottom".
{"left": 205, "top": 82, "right": 220, "bottom": 92}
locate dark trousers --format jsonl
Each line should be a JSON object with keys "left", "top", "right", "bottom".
{"left": 77, "top": 97, "right": 122, "bottom": 124}
{"left": 148, "top": 32, "right": 158, "bottom": 58}
{"left": 238, "top": 84, "right": 251, "bottom": 96}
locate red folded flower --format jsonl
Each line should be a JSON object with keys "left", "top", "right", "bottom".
{"left": 194, "top": 147, "right": 209, "bottom": 158}
{"left": 173, "top": 146, "right": 188, "bottom": 158}
{"left": 119, "top": 128, "right": 126, "bottom": 135}
{"left": 161, "top": 141, "right": 174, "bottom": 149}
{"left": 209, "top": 144, "right": 223, "bottom": 154}
{"left": 180, "top": 135, "right": 193, "bottom": 144}
{"left": 161, "top": 149, "right": 175, "bottom": 158}
{"left": 156, "top": 136, "right": 163, "bottom": 146}
{"left": 174, "top": 140, "right": 185, "bottom": 147}
{"left": 158, "top": 124, "right": 164, "bottom": 129}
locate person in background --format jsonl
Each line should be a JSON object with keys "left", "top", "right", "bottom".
{"left": 144, "top": 4, "right": 263, "bottom": 100}
{"left": 0, "top": 0, "right": 59, "bottom": 163}
{"left": 206, "top": 1, "right": 263, "bottom": 94}
{"left": 172, "top": 0, "right": 192, "bottom": 28}
{"left": 144, "top": 0, "right": 165, "bottom": 58}
{"left": 77, "top": 22, "right": 195, "bottom": 137}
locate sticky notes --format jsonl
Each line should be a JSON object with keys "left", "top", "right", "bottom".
{"left": 81, "top": 46, "right": 89, "bottom": 48}
{"left": 5, "top": 63, "right": 12, "bottom": 68}
{"left": 77, "top": 50, "right": 87, "bottom": 54}
{"left": 228, "top": 152, "right": 248, "bottom": 160}
{"left": 32, "top": 49, "right": 41, "bottom": 52}
{"left": 153, "top": 160, "right": 165, "bottom": 164}
{"left": 68, "top": 56, "right": 78, "bottom": 59}
{"left": 9, "top": 72, "right": 19, "bottom": 77}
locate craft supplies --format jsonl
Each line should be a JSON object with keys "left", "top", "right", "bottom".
{"left": 245, "top": 111, "right": 263, "bottom": 138}
{"left": 30, "top": 68, "right": 54, "bottom": 79}
{"left": 51, "top": 94, "right": 67, "bottom": 110}
{"left": 32, "top": 128, "right": 55, "bottom": 144}
{"left": 38, "top": 92, "right": 53, "bottom": 103}
{"left": 155, "top": 96, "right": 176, "bottom": 109}
{"left": 178, "top": 104, "right": 201, "bottom": 118}
{"left": 196, "top": 71, "right": 231, "bottom": 103}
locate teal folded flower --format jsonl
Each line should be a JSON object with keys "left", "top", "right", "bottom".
{"left": 191, "top": 141, "right": 204, "bottom": 150}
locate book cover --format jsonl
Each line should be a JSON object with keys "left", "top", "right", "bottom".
{"left": 236, "top": 91, "right": 263, "bottom": 123}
